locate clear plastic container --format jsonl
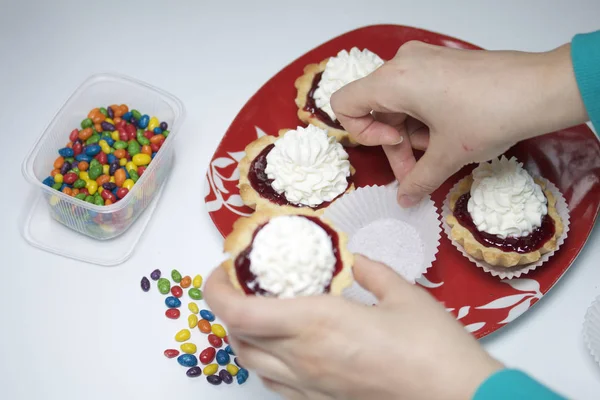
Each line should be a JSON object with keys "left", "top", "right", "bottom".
{"left": 21, "top": 73, "right": 185, "bottom": 240}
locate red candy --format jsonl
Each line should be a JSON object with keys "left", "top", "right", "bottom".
{"left": 164, "top": 349, "right": 180, "bottom": 358}
{"left": 208, "top": 334, "right": 223, "bottom": 348}
{"left": 223, "top": 335, "right": 229, "bottom": 344}
{"left": 116, "top": 187, "right": 129, "bottom": 199}
{"left": 72, "top": 141, "right": 82, "bottom": 156}
{"left": 170, "top": 285, "right": 183, "bottom": 298}
{"left": 150, "top": 143, "right": 160, "bottom": 153}
{"left": 199, "top": 347, "right": 216, "bottom": 365}
{"left": 69, "top": 129, "right": 79, "bottom": 142}
{"left": 118, "top": 128, "right": 129, "bottom": 141}
{"left": 63, "top": 172, "right": 77, "bottom": 185}
{"left": 101, "top": 189, "right": 116, "bottom": 203}
{"left": 137, "top": 166, "right": 146, "bottom": 176}
{"left": 165, "top": 309, "right": 180, "bottom": 319}
{"left": 144, "top": 130, "right": 154, "bottom": 139}
{"left": 79, "top": 188, "right": 89, "bottom": 196}
{"left": 115, "top": 119, "right": 126, "bottom": 129}
{"left": 96, "top": 152, "right": 108, "bottom": 165}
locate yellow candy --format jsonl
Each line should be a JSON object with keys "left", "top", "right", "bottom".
{"left": 175, "top": 329, "right": 191, "bottom": 342}
{"left": 211, "top": 324, "right": 226, "bottom": 338}
{"left": 188, "top": 314, "right": 198, "bottom": 329}
{"left": 54, "top": 173, "right": 64, "bottom": 183}
{"left": 111, "top": 131, "right": 120, "bottom": 141}
{"left": 192, "top": 274, "right": 203, "bottom": 289}
{"left": 99, "top": 140, "right": 112, "bottom": 154}
{"left": 102, "top": 165, "right": 109, "bottom": 175}
{"left": 119, "top": 158, "right": 127, "bottom": 166}
{"left": 122, "top": 179, "right": 134, "bottom": 191}
{"left": 180, "top": 342, "right": 197, "bottom": 354}
{"left": 79, "top": 171, "right": 89, "bottom": 181}
{"left": 109, "top": 176, "right": 115, "bottom": 183}
{"left": 105, "top": 118, "right": 114, "bottom": 124}
{"left": 125, "top": 161, "right": 136, "bottom": 173}
{"left": 50, "top": 195, "right": 60, "bottom": 206}
{"left": 203, "top": 364, "right": 218, "bottom": 376}
{"left": 188, "top": 302, "right": 199, "bottom": 314}
{"left": 148, "top": 116, "right": 160, "bottom": 131}
{"left": 132, "top": 153, "right": 151, "bottom": 166}
{"left": 86, "top": 180, "right": 98, "bottom": 195}
{"left": 226, "top": 364, "right": 239, "bottom": 376}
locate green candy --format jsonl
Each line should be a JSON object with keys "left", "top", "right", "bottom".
{"left": 52, "top": 182, "right": 62, "bottom": 191}
{"left": 171, "top": 269, "right": 182, "bottom": 283}
{"left": 89, "top": 159, "right": 100, "bottom": 168}
{"left": 136, "top": 129, "right": 144, "bottom": 136}
{"left": 102, "top": 132, "right": 112, "bottom": 139}
{"left": 162, "top": 130, "right": 170, "bottom": 138}
{"left": 131, "top": 109, "right": 142, "bottom": 121}
{"left": 114, "top": 141, "right": 128, "bottom": 150}
{"left": 188, "top": 288, "right": 203, "bottom": 300}
{"left": 127, "top": 140, "right": 140, "bottom": 156}
{"left": 86, "top": 134, "right": 100, "bottom": 145}
{"left": 85, "top": 195, "right": 95, "bottom": 203}
{"left": 137, "top": 135, "right": 150, "bottom": 146}
{"left": 99, "top": 107, "right": 107, "bottom": 116}
{"left": 88, "top": 165, "right": 103, "bottom": 180}
{"left": 73, "top": 179, "right": 86, "bottom": 189}
{"left": 69, "top": 167, "right": 80, "bottom": 175}
{"left": 157, "top": 278, "right": 170, "bottom": 294}
{"left": 129, "top": 169, "right": 139, "bottom": 183}
{"left": 75, "top": 193, "right": 87, "bottom": 201}
{"left": 65, "top": 157, "right": 75, "bottom": 164}
{"left": 81, "top": 118, "right": 93, "bottom": 129}
{"left": 94, "top": 196, "right": 104, "bottom": 206}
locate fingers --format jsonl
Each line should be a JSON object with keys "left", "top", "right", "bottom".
{"left": 261, "top": 377, "right": 305, "bottom": 399}
{"left": 352, "top": 254, "right": 414, "bottom": 302}
{"left": 382, "top": 140, "right": 417, "bottom": 184}
{"left": 232, "top": 337, "right": 297, "bottom": 384}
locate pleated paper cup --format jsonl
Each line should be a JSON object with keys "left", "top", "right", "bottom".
{"left": 323, "top": 184, "right": 441, "bottom": 305}
{"left": 583, "top": 295, "right": 600, "bottom": 368}
{"left": 442, "top": 178, "right": 570, "bottom": 279}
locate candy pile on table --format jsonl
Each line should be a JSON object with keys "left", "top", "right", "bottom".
{"left": 42, "top": 104, "right": 170, "bottom": 206}
{"left": 141, "top": 269, "right": 249, "bottom": 386}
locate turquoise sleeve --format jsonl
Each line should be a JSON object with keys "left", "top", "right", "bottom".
{"left": 571, "top": 30, "right": 600, "bottom": 131}
{"left": 473, "top": 369, "right": 566, "bottom": 400}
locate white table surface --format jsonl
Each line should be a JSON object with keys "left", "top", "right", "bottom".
{"left": 1, "top": 0, "right": 599, "bottom": 398}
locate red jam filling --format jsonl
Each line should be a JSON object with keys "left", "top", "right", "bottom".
{"left": 453, "top": 193, "right": 555, "bottom": 254}
{"left": 234, "top": 216, "right": 343, "bottom": 295}
{"left": 248, "top": 143, "right": 351, "bottom": 209}
{"left": 304, "top": 72, "right": 344, "bottom": 130}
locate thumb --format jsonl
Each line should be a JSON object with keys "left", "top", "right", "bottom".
{"left": 352, "top": 254, "right": 414, "bottom": 302}
{"left": 397, "top": 143, "right": 461, "bottom": 207}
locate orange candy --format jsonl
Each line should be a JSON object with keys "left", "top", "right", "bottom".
{"left": 54, "top": 156, "right": 65, "bottom": 169}
{"left": 105, "top": 199, "right": 113, "bottom": 206}
{"left": 198, "top": 319, "right": 212, "bottom": 334}
{"left": 113, "top": 116, "right": 122, "bottom": 125}
{"left": 78, "top": 128, "right": 93, "bottom": 141}
{"left": 88, "top": 108, "right": 106, "bottom": 124}
{"left": 114, "top": 169, "right": 126, "bottom": 187}
{"left": 78, "top": 161, "right": 89, "bottom": 171}
{"left": 113, "top": 149, "right": 126, "bottom": 159}
{"left": 87, "top": 108, "right": 100, "bottom": 119}
{"left": 62, "top": 187, "right": 72, "bottom": 196}
{"left": 96, "top": 175, "right": 110, "bottom": 186}
{"left": 66, "top": 142, "right": 73, "bottom": 148}
{"left": 110, "top": 104, "right": 128, "bottom": 118}
{"left": 94, "top": 123, "right": 103, "bottom": 132}
{"left": 50, "top": 169, "right": 60, "bottom": 177}
{"left": 150, "top": 134, "right": 164, "bottom": 144}
{"left": 141, "top": 145, "right": 152, "bottom": 155}
{"left": 72, "top": 189, "right": 80, "bottom": 196}
{"left": 180, "top": 276, "right": 192, "bottom": 288}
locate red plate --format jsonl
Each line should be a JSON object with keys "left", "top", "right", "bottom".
{"left": 204, "top": 24, "right": 600, "bottom": 338}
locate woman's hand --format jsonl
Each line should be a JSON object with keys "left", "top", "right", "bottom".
{"left": 205, "top": 255, "right": 502, "bottom": 400}
{"left": 331, "top": 41, "right": 588, "bottom": 207}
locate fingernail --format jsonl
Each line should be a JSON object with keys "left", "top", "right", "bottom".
{"left": 390, "top": 136, "right": 404, "bottom": 145}
{"left": 398, "top": 194, "right": 421, "bottom": 207}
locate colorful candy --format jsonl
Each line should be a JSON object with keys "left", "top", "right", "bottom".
{"left": 200, "top": 347, "right": 216, "bottom": 365}
{"left": 203, "top": 364, "right": 218, "bottom": 376}
{"left": 180, "top": 343, "right": 197, "bottom": 354}
{"left": 225, "top": 345, "right": 235, "bottom": 355}
{"left": 193, "top": 274, "right": 203, "bottom": 288}
{"left": 208, "top": 334, "right": 223, "bottom": 348}
{"left": 177, "top": 354, "right": 198, "bottom": 367}
{"left": 180, "top": 276, "right": 192, "bottom": 288}
{"left": 226, "top": 364, "right": 239, "bottom": 376}
{"left": 175, "top": 329, "right": 191, "bottom": 342}
{"left": 163, "top": 349, "right": 180, "bottom": 358}
{"left": 216, "top": 350, "right": 230, "bottom": 366}
{"left": 237, "top": 368, "right": 249, "bottom": 384}
{"left": 211, "top": 324, "right": 226, "bottom": 338}
{"left": 207, "top": 375, "right": 222, "bottom": 385}
{"left": 150, "top": 269, "right": 161, "bottom": 280}
{"left": 188, "top": 288, "right": 202, "bottom": 300}
{"left": 157, "top": 278, "right": 170, "bottom": 294}
{"left": 140, "top": 277, "right": 150, "bottom": 292}
{"left": 171, "top": 269, "right": 182, "bottom": 283}
{"left": 186, "top": 366, "right": 202, "bottom": 378}
{"left": 200, "top": 309, "right": 215, "bottom": 322}
{"left": 170, "top": 285, "right": 183, "bottom": 298}
{"left": 188, "top": 302, "right": 199, "bottom": 314}
{"left": 198, "top": 319, "right": 212, "bottom": 334}
{"left": 219, "top": 369, "right": 233, "bottom": 384}
{"left": 188, "top": 314, "right": 198, "bottom": 329}
{"left": 165, "top": 309, "right": 180, "bottom": 319}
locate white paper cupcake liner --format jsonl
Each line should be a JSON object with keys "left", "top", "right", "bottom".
{"left": 442, "top": 177, "right": 570, "bottom": 279}
{"left": 323, "top": 184, "right": 441, "bottom": 305}
{"left": 583, "top": 295, "right": 600, "bottom": 368}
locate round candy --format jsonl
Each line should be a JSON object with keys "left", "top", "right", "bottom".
{"left": 163, "top": 349, "right": 179, "bottom": 358}
{"left": 219, "top": 369, "right": 233, "bottom": 384}
{"left": 199, "top": 347, "right": 216, "bottom": 365}
{"left": 192, "top": 274, "right": 203, "bottom": 288}
{"left": 140, "top": 277, "right": 150, "bottom": 292}
{"left": 211, "top": 324, "right": 226, "bottom": 338}
{"left": 188, "top": 314, "right": 198, "bottom": 329}
{"left": 199, "top": 309, "right": 215, "bottom": 322}
{"left": 150, "top": 269, "right": 161, "bottom": 280}
{"left": 186, "top": 366, "right": 202, "bottom": 378}
{"left": 165, "top": 296, "right": 181, "bottom": 308}
{"left": 237, "top": 368, "right": 249, "bottom": 385}
{"left": 165, "top": 309, "right": 180, "bottom": 319}
{"left": 226, "top": 364, "right": 239, "bottom": 376}
{"left": 198, "top": 319, "right": 211, "bottom": 334}
{"left": 175, "top": 329, "right": 191, "bottom": 342}
{"left": 188, "top": 288, "right": 202, "bottom": 300}
{"left": 216, "top": 350, "right": 230, "bottom": 366}
{"left": 203, "top": 364, "right": 218, "bottom": 376}
{"left": 207, "top": 375, "right": 222, "bottom": 386}
{"left": 180, "top": 275, "right": 192, "bottom": 288}
{"left": 132, "top": 153, "right": 151, "bottom": 166}
{"left": 177, "top": 354, "right": 198, "bottom": 368}
{"left": 171, "top": 269, "right": 182, "bottom": 283}
{"left": 171, "top": 286, "right": 183, "bottom": 298}
{"left": 180, "top": 343, "right": 197, "bottom": 354}
{"left": 225, "top": 345, "right": 235, "bottom": 355}
{"left": 208, "top": 334, "right": 223, "bottom": 348}
{"left": 188, "top": 302, "right": 199, "bottom": 314}
{"left": 224, "top": 335, "right": 229, "bottom": 344}
{"left": 157, "top": 278, "right": 170, "bottom": 294}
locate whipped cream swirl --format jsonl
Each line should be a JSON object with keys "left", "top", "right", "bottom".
{"left": 249, "top": 215, "right": 336, "bottom": 298}
{"left": 265, "top": 125, "right": 350, "bottom": 207}
{"left": 313, "top": 47, "right": 384, "bottom": 121}
{"left": 467, "top": 156, "right": 548, "bottom": 239}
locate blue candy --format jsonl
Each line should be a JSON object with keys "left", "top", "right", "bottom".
{"left": 225, "top": 345, "right": 235, "bottom": 356}
{"left": 105, "top": 137, "right": 115, "bottom": 147}
{"left": 199, "top": 309, "right": 215, "bottom": 322}
{"left": 107, "top": 154, "right": 117, "bottom": 164}
{"left": 165, "top": 296, "right": 181, "bottom": 308}
{"left": 60, "top": 183, "right": 68, "bottom": 191}
{"left": 75, "top": 154, "right": 92, "bottom": 162}
{"left": 42, "top": 176, "right": 55, "bottom": 187}
{"left": 138, "top": 115, "right": 149, "bottom": 129}
{"left": 151, "top": 152, "right": 157, "bottom": 159}
{"left": 236, "top": 368, "right": 249, "bottom": 385}
{"left": 125, "top": 169, "right": 130, "bottom": 179}
{"left": 216, "top": 349, "right": 230, "bottom": 366}
{"left": 58, "top": 147, "right": 74, "bottom": 157}
{"left": 177, "top": 354, "right": 198, "bottom": 367}
{"left": 85, "top": 144, "right": 101, "bottom": 156}
{"left": 122, "top": 111, "right": 132, "bottom": 121}
{"left": 112, "top": 187, "right": 118, "bottom": 197}
{"left": 153, "top": 127, "right": 162, "bottom": 134}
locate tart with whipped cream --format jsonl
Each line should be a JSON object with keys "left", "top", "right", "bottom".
{"left": 446, "top": 156, "right": 564, "bottom": 267}
{"left": 295, "top": 47, "right": 384, "bottom": 146}
{"left": 238, "top": 124, "right": 355, "bottom": 213}
{"left": 220, "top": 207, "right": 354, "bottom": 297}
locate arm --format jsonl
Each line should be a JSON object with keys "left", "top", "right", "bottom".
{"left": 571, "top": 30, "right": 600, "bottom": 132}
